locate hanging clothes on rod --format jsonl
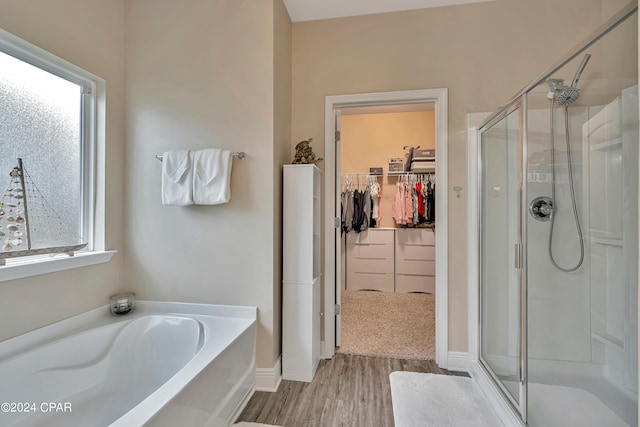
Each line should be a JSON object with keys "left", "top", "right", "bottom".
{"left": 424, "top": 176, "right": 435, "bottom": 223}
{"left": 341, "top": 173, "right": 381, "bottom": 234}
{"left": 392, "top": 172, "right": 436, "bottom": 227}
{"left": 369, "top": 175, "right": 381, "bottom": 227}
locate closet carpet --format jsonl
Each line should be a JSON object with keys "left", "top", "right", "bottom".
{"left": 338, "top": 290, "right": 435, "bottom": 360}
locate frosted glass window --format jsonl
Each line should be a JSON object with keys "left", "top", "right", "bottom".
{"left": 0, "top": 50, "right": 86, "bottom": 251}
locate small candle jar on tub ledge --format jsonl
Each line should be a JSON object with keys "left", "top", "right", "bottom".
{"left": 110, "top": 293, "right": 135, "bottom": 315}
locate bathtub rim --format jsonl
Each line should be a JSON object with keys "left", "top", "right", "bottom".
{"left": 0, "top": 300, "right": 256, "bottom": 357}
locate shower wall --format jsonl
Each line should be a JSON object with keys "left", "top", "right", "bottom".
{"left": 526, "top": 87, "right": 639, "bottom": 397}
{"left": 584, "top": 87, "right": 638, "bottom": 396}
{"left": 526, "top": 106, "right": 591, "bottom": 364}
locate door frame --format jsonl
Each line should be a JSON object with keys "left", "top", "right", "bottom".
{"left": 323, "top": 88, "right": 449, "bottom": 368}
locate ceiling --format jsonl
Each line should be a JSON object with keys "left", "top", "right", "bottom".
{"left": 283, "top": 0, "right": 495, "bottom": 22}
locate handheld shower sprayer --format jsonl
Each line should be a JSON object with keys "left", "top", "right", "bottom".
{"left": 538, "top": 53, "right": 591, "bottom": 272}
{"left": 570, "top": 54, "right": 591, "bottom": 88}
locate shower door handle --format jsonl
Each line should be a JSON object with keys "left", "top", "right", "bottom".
{"left": 514, "top": 243, "right": 522, "bottom": 269}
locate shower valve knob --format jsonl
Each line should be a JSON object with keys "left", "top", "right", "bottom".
{"left": 529, "top": 197, "right": 553, "bottom": 221}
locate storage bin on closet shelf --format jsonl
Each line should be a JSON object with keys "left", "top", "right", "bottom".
{"left": 403, "top": 146, "right": 436, "bottom": 172}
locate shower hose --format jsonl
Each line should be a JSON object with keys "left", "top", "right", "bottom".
{"left": 547, "top": 99, "right": 585, "bottom": 272}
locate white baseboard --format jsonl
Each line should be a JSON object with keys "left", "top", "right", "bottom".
{"left": 447, "top": 351, "right": 470, "bottom": 372}
{"left": 255, "top": 356, "right": 282, "bottom": 392}
{"left": 320, "top": 340, "right": 335, "bottom": 359}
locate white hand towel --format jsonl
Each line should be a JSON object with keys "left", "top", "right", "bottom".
{"left": 193, "top": 149, "right": 233, "bottom": 205}
{"left": 161, "top": 150, "right": 193, "bottom": 206}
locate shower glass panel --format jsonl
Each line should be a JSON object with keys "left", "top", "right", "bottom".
{"left": 480, "top": 106, "right": 523, "bottom": 409}
{"left": 525, "top": 11, "right": 638, "bottom": 427}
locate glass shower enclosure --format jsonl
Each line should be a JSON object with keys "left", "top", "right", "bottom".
{"left": 478, "top": 3, "right": 638, "bottom": 426}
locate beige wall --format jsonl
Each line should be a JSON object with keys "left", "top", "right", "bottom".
{"left": 124, "top": 0, "right": 290, "bottom": 369}
{"left": 0, "top": 0, "right": 125, "bottom": 341}
{"left": 340, "top": 111, "right": 435, "bottom": 228}
{"left": 292, "top": 0, "right": 609, "bottom": 351}
{"left": 273, "top": 0, "right": 292, "bottom": 363}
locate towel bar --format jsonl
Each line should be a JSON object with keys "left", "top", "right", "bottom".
{"left": 155, "top": 151, "right": 245, "bottom": 161}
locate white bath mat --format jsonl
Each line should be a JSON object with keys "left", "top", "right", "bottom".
{"left": 233, "top": 423, "right": 284, "bottom": 427}
{"left": 390, "top": 372, "right": 501, "bottom": 427}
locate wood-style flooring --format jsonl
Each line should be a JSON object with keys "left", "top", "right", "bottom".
{"left": 236, "top": 353, "right": 468, "bottom": 427}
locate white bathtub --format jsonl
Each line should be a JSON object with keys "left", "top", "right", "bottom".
{"left": 0, "top": 301, "right": 257, "bottom": 427}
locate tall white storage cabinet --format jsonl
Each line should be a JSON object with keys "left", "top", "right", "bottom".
{"left": 282, "top": 164, "right": 322, "bottom": 382}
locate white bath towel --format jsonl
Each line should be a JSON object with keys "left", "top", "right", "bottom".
{"left": 193, "top": 149, "right": 232, "bottom": 205}
{"left": 161, "top": 150, "right": 193, "bottom": 206}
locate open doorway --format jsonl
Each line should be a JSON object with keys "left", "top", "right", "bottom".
{"left": 338, "top": 104, "right": 437, "bottom": 359}
{"left": 323, "top": 89, "right": 449, "bottom": 368}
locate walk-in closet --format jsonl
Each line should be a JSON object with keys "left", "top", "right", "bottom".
{"left": 337, "top": 103, "right": 437, "bottom": 361}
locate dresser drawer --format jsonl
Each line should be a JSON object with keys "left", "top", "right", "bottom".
{"left": 346, "top": 271, "right": 394, "bottom": 292}
{"left": 346, "top": 229, "right": 394, "bottom": 245}
{"left": 346, "top": 241, "right": 394, "bottom": 259}
{"left": 395, "top": 274, "right": 435, "bottom": 294}
{"left": 396, "top": 259, "right": 435, "bottom": 275}
{"left": 395, "top": 244, "right": 435, "bottom": 261}
{"left": 395, "top": 228, "right": 435, "bottom": 245}
{"left": 347, "top": 257, "right": 394, "bottom": 275}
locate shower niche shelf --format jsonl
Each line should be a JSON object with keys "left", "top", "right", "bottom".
{"left": 590, "top": 235, "right": 623, "bottom": 247}
{"left": 590, "top": 137, "right": 622, "bottom": 152}
{"left": 592, "top": 331, "right": 624, "bottom": 350}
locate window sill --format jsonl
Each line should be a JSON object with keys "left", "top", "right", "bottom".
{"left": 0, "top": 250, "right": 117, "bottom": 283}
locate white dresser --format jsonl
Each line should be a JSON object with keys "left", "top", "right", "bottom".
{"left": 346, "top": 229, "right": 395, "bottom": 292}
{"left": 395, "top": 228, "right": 436, "bottom": 293}
{"left": 344, "top": 228, "right": 435, "bottom": 293}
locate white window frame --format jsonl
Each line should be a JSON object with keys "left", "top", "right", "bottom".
{"left": 0, "top": 28, "right": 115, "bottom": 282}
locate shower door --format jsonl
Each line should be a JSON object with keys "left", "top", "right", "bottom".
{"left": 479, "top": 101, "right": 526, "bottom": 419}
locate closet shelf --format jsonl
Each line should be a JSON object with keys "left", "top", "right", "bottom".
{"left": 387, "top": 171, "right": 435, "bottom": 176}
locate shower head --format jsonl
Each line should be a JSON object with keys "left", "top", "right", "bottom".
{"left": 546, "top": 54, "right": 591, "bottom": 106}
{"left": 546, "top": 78, "right": 579, "bottom": 106}
{"left": 555, "top": 87, "right": 581, "bottom": 106}
{"left": 570, "top": 54, "right": 591, "bottom": 88}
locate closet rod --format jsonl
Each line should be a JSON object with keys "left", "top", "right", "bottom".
{"left": 155, "top": 151, "right": 246, "bottom": 161}
{"left": 341, "top": 172, "right": 434, "bottom": 177}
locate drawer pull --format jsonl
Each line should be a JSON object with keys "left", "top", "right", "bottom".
{"left": 353, "top": 271, "right": 388, "bottom": 275}
{"left": 396, "top": 273, "right": 435, "bottom": 277}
